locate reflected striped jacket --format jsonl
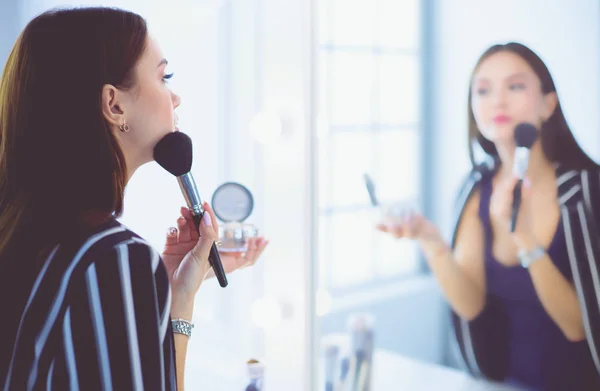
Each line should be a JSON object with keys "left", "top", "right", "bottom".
{"left": 1, "top": 219, "right": 177, "bottom": 391}
{"left": 449, "top": 161, "right": 600, "bottom": 382}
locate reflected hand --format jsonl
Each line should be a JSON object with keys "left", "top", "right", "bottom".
{"left": 376, "top": 211, "right": 440, "bottom": 242}
{"left": 376, "top": 211, "right": 447, "bottom": 259}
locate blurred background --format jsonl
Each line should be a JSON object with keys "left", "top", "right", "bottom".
{"left": 1, "top": 0, "right": 598, "bottom": 390}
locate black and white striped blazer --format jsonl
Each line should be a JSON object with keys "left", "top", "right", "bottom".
{"left": 449, "top": 161, "right": 600, "bottom": 381}
{"left": 1, "top": 219, "right": 177, "bottom": 391}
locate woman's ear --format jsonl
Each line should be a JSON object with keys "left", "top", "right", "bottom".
{"left": 101, "top": 84, "right": 125, "bottom": 128}
{"left": 542, "top": 92, "right": 558, "bottom": 122}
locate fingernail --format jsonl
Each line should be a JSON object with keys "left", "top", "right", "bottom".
{"left": 168, "top": 227, "right": 177, "bottom": 236}
{"left": 203, "top": 212, "right": 212, "bottom": 227}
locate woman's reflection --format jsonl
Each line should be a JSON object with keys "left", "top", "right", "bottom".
{"left": 377, "top": 42, "right": 600, "bottom": 391}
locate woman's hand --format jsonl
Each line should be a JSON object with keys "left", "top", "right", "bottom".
{"left": 376, "top": 212, "right": 438, "bottom": 241}
{"left": 490, "top": 176, "right": 537, "bottom": 250}
{"left": 205, "top": 236, "right": 269, "bottom": 279}
{"left": 376, "top": 211, "right": 447, "bottom": 259}
{"left": 161, "top": 203, "right": 218, "bottom": 316}
{"left": 162, "top": 206, "right": 270, "bottom": 287}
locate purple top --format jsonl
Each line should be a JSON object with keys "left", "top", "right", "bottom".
{"left": 478, "top": 172, "right": 599, "bottom": 390}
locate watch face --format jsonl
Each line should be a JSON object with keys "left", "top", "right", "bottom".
{"left": 211, "top": 182, "right": 254, "bottom": 222}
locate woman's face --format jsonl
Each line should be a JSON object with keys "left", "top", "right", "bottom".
{"left": 470, "top": 51, "right": 556, "bottom": 148}
{"left": 105, "top": 33, "right": 181, "bottom": 171}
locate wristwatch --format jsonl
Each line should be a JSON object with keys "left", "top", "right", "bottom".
{"left": 517, "top": 245, "right": 546, "bottom": 269}
{"left": 172, "top": 318, "right": 194, "bottom": 338}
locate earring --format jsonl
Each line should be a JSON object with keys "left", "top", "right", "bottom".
{"left": 119, "top": 121, "right": 130, "bottom": 133}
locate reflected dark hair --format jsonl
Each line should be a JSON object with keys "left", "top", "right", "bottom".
{"left": 0, "top": 7, "right": 148, "bottom": 256}
{"left": 467, "top": 42, "right": 598, "bottom": 171}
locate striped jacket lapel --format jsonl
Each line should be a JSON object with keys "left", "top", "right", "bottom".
{"left": 557, "top": 165, "right": 600, "bottom": 375}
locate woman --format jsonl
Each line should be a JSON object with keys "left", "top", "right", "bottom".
{"left": 0, "top": 7, "right": 268, "bottom": 390}
{"left": 378, "top": 42, "right": 600, "bottom": 390}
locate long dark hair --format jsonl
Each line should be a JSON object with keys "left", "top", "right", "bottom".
{"left": 467, "top": 42, "right": 598, "bottom": 171}
{"left": 0, "top": 7, "right": 148, "bottom": 257}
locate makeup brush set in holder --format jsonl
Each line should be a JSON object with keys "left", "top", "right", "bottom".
{"left": 243, "top": 359, "right": 265, "bottom": 391}
{"left": 322, "top": 314, "right": 375, "bottom": 391}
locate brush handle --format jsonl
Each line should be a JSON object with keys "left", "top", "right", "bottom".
{"left": 192, "top": 214, "right": 228, "bottom": 287}
{"left": 363, "top": 174, "right": 379, "bottom": 207}
{"left": 510, "top": 179, "right": 523, "bottom": 233}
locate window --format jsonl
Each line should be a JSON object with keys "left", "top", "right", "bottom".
{"left": 316, "top": 0, "right": 424, "bottom": 291}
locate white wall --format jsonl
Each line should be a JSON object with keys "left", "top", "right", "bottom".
{"left": 0, "top": 0, "right": 20, "bottom": 64}
{"left": 432, "top": 0, "right": 600, "bottom": 239}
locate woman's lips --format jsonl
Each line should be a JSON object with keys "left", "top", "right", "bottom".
{"left": 492, "top": 114, "right": 511, "bottom": 124}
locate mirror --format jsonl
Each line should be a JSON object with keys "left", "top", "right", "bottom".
{"left": 313, "top": 1, "right": 600, "bottom": 390}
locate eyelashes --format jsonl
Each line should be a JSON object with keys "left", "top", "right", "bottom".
{"left": 474, "top": 83, "right": 526, "bottom": 96}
